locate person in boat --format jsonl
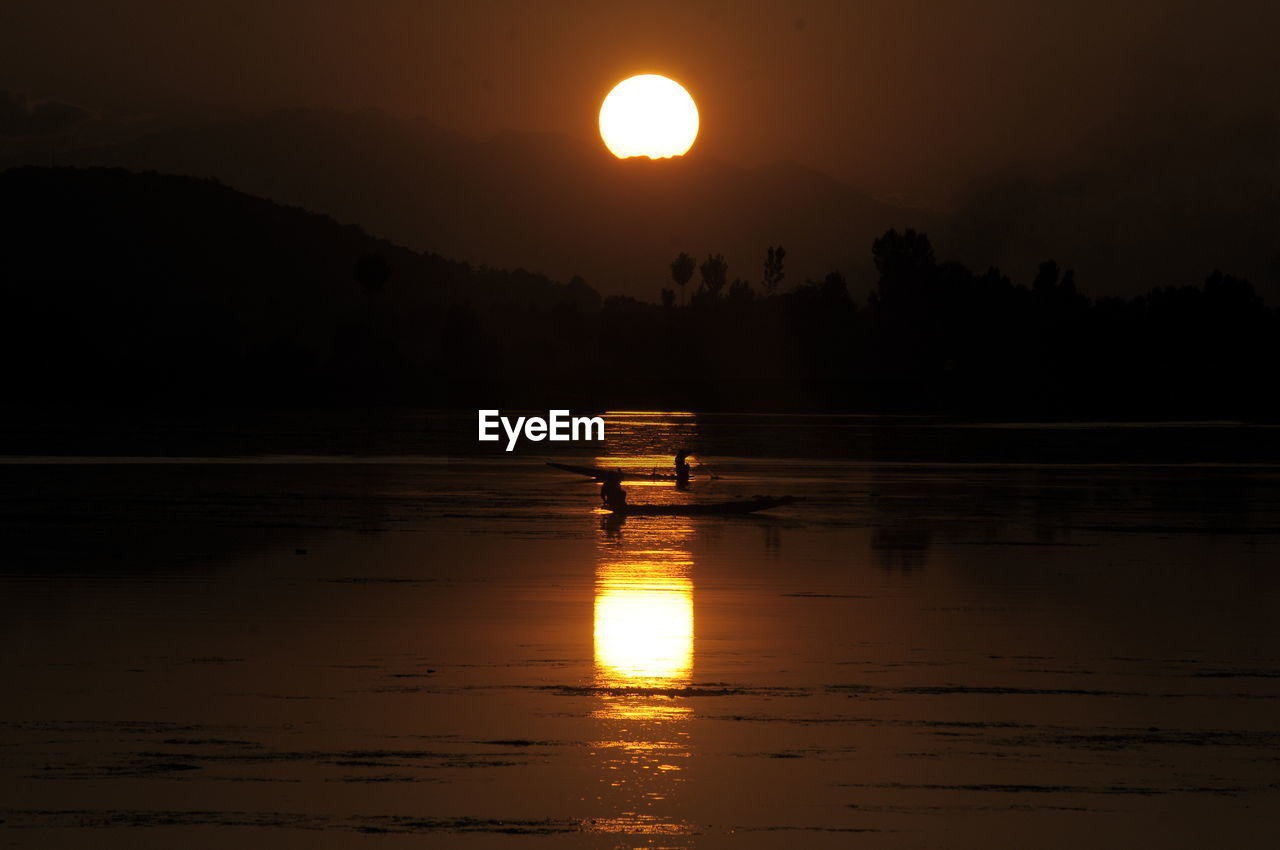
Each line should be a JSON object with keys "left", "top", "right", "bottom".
{"left": 600, "top": 472, "right": 628, "bottom": 510}
{"left": 674, "top": 449, "right": 693, "bottom": 488}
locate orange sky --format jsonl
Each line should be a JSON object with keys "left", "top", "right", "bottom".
{"left": 3, "top": 0, "right": 1278, "bottom": 208}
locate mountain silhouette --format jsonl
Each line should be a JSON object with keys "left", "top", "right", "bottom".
{"left": 2, "top": 166, "right": 1273, "bottom": 416}
{"left": 0, "top": 166, "right": 598, "bottom": 406}
{"left": 5, "top": 108, "right": 924, "bottom": 297}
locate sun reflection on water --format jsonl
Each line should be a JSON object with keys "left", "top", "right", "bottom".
{"left": 594, "top": 551, "right": 693, "bottom": 691}
{"left": 588, "top": 514, "right": 697, "bottom": 839}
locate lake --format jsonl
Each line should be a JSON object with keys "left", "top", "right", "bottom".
{"left": 2, "top": 413, "right": 1278, "bottom": 847}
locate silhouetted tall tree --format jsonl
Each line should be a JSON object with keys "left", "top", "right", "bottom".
{"left": 670, "top": 251, "right": 695, "bottom": 305}
{"left": 819, "top": 271, "right": 848, "bottom": 300}
{"left": 869, "top": 228, "right": 943, "bottom": 381}
{"left": 871, "top": 228, "right": 936, "bottom": 311}
{"left": 763, "top": 245, "right": 786, "bottom": 295}
{"left": 1033, "top": 260, "right": 1061, "bottom": 295}
{"left": 699, "top": 253, "right": 728, "bottom": 299}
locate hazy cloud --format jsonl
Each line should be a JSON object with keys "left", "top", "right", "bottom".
{"left": 949, "top": 111, "right": 1280, "bottom": 298}
{"left": 0, "top": 91, "right": 90, "bottom": 137}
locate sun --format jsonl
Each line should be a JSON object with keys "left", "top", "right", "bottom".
{"left": 599, "top": 74, "right": 699, "bottom": 159}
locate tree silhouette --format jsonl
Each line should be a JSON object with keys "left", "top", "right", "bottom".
{"left": 698, "top": 253, "right": 728, "bottom": 299}
{"left": 6, "top": 166, "right": 1278, "bottom": 418}
{"left": 819, "top": 271, "right": 848, "bottom": 300}
{"left": 763, "top": 244, "right": 786, "bottom": 295}
{"left": 871, "top": 228, "right": 936, "bottom": 311}
{"left": 1033, "top": 259, "right": 1061, "bottom": 295}
{"left": 670, "top": 251, "right": 695, "bottom": 305}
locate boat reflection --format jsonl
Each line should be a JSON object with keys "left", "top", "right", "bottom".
{"left": 588, "top": 515, "right": 696, "bottom": 839}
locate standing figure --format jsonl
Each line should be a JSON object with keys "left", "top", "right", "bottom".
{"left": 675, "top": 449, "right": 693, "bottom": 489}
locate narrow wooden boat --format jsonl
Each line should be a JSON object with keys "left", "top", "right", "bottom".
{"left": 546, "top": 461, "right": 677, "bottom": 481}
{"left": 607, "top": 496, "right": 797, "bottom": 516}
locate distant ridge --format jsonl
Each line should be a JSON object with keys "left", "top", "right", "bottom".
{"left": 3, "top": 108, "right": 923, "bottom": 297}
{"left": 0, "top": 166, "right": 598, "bottom": 406}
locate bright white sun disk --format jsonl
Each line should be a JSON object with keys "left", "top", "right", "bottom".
{"left": 599, "top": 74, "right": 699, "bottom": 159}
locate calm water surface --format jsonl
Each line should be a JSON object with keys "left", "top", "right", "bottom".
{"left": 2, "top": 414, "right": 1279, "bottom": 848}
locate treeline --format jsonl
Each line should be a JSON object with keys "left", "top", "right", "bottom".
{"left": 554, "top": 230, "right": 1280, "bottom": 416}
{"left": 2, "top": 167, "right": 1276, "bottom": 417}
